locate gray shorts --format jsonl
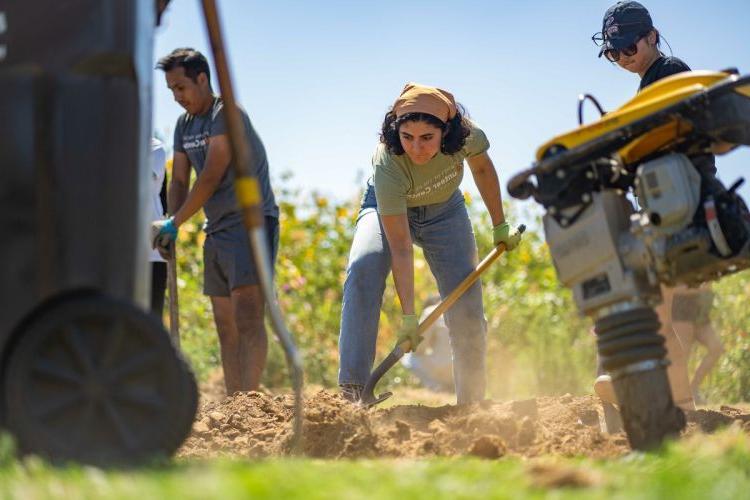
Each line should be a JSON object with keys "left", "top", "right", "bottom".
{"left": 202, "top": 217, "right": 279, "bottom": 297}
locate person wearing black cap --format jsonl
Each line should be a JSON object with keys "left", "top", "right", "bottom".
{"left": 591, "top": 1, "right": 714, "bottom": 412}
{"left": 595, "top": 1, "right": 690, "bottom": 90}
{"left": 595, "top": 0, "right": 719, "bottom": 180}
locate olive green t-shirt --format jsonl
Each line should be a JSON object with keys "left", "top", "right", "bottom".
{"left": 373, "top": 124, "right": 490, "bottom": 215}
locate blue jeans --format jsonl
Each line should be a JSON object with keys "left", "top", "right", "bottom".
{"left": 338, "top": 182, "right": 486, "bottom": 403}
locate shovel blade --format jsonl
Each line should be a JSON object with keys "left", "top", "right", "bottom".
{"left": 360, "top": 391, "right": 393, "bottom": 408}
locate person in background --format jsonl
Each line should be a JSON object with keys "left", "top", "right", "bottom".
{"left": 672, "top": 285, "right": 724, "bottom": 405}
{"left": 149, "top": 137, "right": 168, "bottom": 319}
{"left": 152, "top": 48, "right": 279, "bottom": 395}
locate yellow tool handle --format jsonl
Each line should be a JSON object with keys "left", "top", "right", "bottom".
{"left": 415, "top": 243, "right": 506, "bottom": 339}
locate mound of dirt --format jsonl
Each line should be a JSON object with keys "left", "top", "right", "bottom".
{"left": 179, "top": 391, "right": 623, "bottom": 459}
{"left": 179, "top": 390, "right": 750, "bottom": 460}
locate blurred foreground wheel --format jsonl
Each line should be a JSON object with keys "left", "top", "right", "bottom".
{"left": 2, "top": 294, "right": 198, "bottom": 465}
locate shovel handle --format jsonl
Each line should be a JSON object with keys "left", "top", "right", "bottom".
{"left": 411, "top": 224, "right": 526, "bottom": 343}
{"left": 167, "top": 244, "right": 180, "bottom": 348}
{"left": 417, "top": 245, "right": 503, "bottom": 336}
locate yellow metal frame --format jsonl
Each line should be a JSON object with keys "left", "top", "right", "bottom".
{"left": 536, "top": 71, "right": 733, "bottom": 165}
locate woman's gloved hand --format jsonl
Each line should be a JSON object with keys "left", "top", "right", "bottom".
{"left": 492, "top": 221, "right": 522, "bottom": 251}
{"left": 396, "top": 314, "right": 420, "bottom": 352}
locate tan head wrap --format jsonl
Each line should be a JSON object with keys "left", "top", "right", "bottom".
{"left": 392, "top": 82, "right": 457, "bottom": 123}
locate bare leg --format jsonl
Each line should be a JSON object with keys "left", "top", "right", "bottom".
{"left": 656, "top": 287, "right": 695, "bottom": 410}
{"left": 231, "top": 284, "right": 267, "bottom": 391}
{"left": 210, "top": 295, "right": 242, "bottom": 395}
{"left": 691, "top": 323, "right": 724, "bottom": 397}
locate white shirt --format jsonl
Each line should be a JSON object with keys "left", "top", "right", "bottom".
{"left": 150, "top": 138, "right": 167, "bottom": 263}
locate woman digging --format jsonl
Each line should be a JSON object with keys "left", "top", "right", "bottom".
{"left": 337, "top": 83, "right": 522, "bottom": 404}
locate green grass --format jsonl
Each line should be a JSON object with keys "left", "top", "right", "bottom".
{"left": 1, "top": 429, "right": 749, "bottom": 499}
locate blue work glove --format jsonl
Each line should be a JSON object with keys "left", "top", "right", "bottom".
{"left": 151, "top": 217, "right": 177, "bottom": 260}
{"left": 396, "top": 314, "right": 420, "bottom": 353}
{"left": 492, "top": 221, "right": 522, "bottom": 251}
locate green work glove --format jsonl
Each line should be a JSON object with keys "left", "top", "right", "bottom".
{"left": 492, "top": 221, "right": 522, "bottom": 251}
{"left": 396, "top": 314, "right": 420, "bottom": 352}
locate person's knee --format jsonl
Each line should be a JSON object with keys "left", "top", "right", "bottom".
{"left": 447, "top": 315, "right": 486, "bottom": 351}
{"left": 445, "top": 293, "right": 484, "bottom": 327}
{"left": 703, "top": 331, "right": 724, "bottom": 357}
{"left": 345, "top": 253, "right": 387, "bottom": 291}
{"left": 211, "top": 298, "right": 234, "bottom": 333}
{"left": 231, "top": 286, "right": 266, "bottom": 334}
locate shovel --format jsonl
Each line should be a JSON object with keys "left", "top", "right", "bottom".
{"left": 359, "top": 224, "right": 525, "bottom": 407}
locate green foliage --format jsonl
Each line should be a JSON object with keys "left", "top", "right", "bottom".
{"left": 1, "top": 430, "right": 750, "bottom": 498}
{"left": 173, "top": 180, "right": 749, "bottom": 402}
{"left": 703, "top": 275, "right": 750, "bottom": 402}
{"left": 173, "top": 218, "right": 221, "bottom": 381}
{"left": 0, "top": 433, "right": 16, "bottom": 467}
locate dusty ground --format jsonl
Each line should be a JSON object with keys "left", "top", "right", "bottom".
{"left": 177, "top": 384, "right": 750, "bottom": 460}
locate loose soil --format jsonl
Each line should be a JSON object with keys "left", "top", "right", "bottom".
{"left": 178, "top": 388, "right": 750, "bottom": 460}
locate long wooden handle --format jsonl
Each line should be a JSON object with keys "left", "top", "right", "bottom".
{"left": 167, "top": 245, "right": 180, "bottom": 348}
{"left": 416, "top": 244, "right": 505, "bottom": 334}
{"left": 403, "top": 224, "right": 526, "bottom": 349}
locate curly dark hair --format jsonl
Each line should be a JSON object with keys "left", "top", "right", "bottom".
{"left": 380, "top": 105, "right": 472, "bottom": 156}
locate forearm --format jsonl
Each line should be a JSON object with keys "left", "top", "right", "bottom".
{"left": 168, "top": 180, "right": 188, "bottom": 217}
{"left": 390, "top": 246, "right": 415, "bottom": 315}
{"left": 172, "top": 173, "right": 222, "bottom": 227}
{"left": 474, "top": 167, "right": 505, "bottom": 226}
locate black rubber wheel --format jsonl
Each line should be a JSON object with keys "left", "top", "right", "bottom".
{"left": 595, "top": 307, "right": 685, "bottom": 450}
{"left": 2, "top": 294, "right": 198, "bottom": 465}
{"left": 613, "top": 367, "right": 686, "bottom": 450}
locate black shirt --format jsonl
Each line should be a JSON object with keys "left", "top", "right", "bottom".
{"left": 638, "top": 55, "right": 716, "bottom": 176}
{"left": 638, "top": 56, "right": 691, "bottom": 91}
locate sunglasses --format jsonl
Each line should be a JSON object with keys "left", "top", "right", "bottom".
{"left": 603, "top": 38, "right": 643, "bottom": 62}
{"left": 592, "top": 31, "right": 649, "bottom": 62}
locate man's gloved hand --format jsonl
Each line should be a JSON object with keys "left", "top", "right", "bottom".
{"left": 492, "top": 221, "right": 522, "bottom": 251}
{"left": 151, "top": 217, "right": 177, "bottom": 260}
{"left": 396, "top": 314, "right": 420, "bottom": 352}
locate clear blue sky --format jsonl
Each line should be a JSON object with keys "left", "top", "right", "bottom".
{"left": 153, "top": 0, "right": 750, "bottom": 202}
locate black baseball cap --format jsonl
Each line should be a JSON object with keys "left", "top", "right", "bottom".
{"left": 595, "top": 1, "right": 654, "bottom": 57}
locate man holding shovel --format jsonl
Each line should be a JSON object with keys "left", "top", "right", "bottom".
{"left": 338, "top": 83, "right": 522, "bottom": 404}
{"left": 152, "top": 48, "right": 279, "bottom": 395}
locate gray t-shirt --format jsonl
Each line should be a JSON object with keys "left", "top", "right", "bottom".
{"left": 173, "top": 96, "right": 279, "bottom": 234}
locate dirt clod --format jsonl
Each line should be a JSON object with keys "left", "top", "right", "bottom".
{"left": 469, "top": 436, "right": 506, "bottom": 459}
{"left": 577, "top": 408, "right": 600, "bottom": 427}
{"left": 687, "top": 409, "right": 735, "bottom": 433}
